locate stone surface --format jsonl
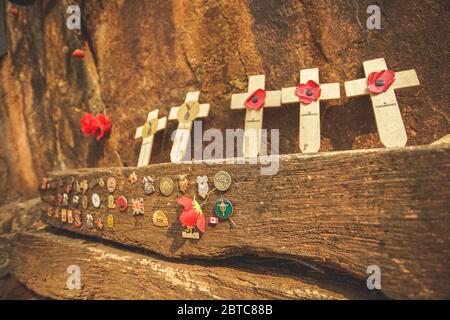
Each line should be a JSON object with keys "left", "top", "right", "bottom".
{"left": 0, "top": 0, "right": 448, "bottom": 202}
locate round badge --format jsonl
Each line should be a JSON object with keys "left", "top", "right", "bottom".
{"left": 117, "top": 195, "right": 128, "bottom": 212}
{"left": 142, "top": 118, "right": 158, "bottom": 138}
{"left": 159, "top": 177, "right": 174, "bottom": 196}
{"left": 214, "top": 198, "right": 233, "bottom": 220}
{"left": 107, "top": 177, "right": 117, "bottom": 193}
{"left": 92, "top": 193, "right": 101, "bottom": 208}
{"left": 213, "top": 171, "right": 232, "bottom": 192}
{"left": 177, "top": 101, "right": 200, "bottom": 123}
{"left": 81, "top": 195, "right": 89, "bottom": 210}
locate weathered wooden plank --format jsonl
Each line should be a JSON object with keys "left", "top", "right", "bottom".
{"left": 39, "top": 145, "right": 450, "bottom": 299}
{"left": 6, "top": 231, "right": 370, "bottom": 300}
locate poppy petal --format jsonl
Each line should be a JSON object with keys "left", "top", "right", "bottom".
{"left": 196, "top": 214, "right": 206, "bottom": 233}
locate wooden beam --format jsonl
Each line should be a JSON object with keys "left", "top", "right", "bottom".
{"left": 39, "top": 145, "right": 450, "bottom": 299}
{"left": 6, "top": 231, "right": 370, "bottom": 300}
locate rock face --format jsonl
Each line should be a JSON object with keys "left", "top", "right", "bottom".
{"left": 0, "top": 0, "right": 449, "bottom": 202}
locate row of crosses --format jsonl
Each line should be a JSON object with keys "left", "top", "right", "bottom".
{"left": 135, "top": 58, "right": 420, "bottom": 166}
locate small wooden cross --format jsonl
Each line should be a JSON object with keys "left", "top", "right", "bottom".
{"left": 231, "top": 75, "right": 281, "bottom": 158}
{"left": 344, "top": 58, "right": 420, "bottom": 147}
{"left": 281, "top": 68, "right": 340, "bottom": 153}
{"left": 168, "top": 91, "right": 210, "bottom": 163}
{"left": 134, "top": 110, "right": 167, "bottom": 167}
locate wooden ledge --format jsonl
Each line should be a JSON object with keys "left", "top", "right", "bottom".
{"left": 39, "top": 145, "right": 450, "bottom": 299}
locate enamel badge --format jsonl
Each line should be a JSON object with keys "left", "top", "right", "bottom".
{"left": 95, "top": 217, "right": 103, "bottom": 231}
{"left": 142, "top": 176, "right": 155, "bottom": 195}
{"left": 106, "top": 214, "right": 115, "bottom": 230}
{"left": 108, "top": 195, "right": 116, "bottom": 209}
{"left": 129, "top": 171, "right": 138, "bottom": 184}
{"left": 73, "top": 210, "right": 82, "bottom": 227}
{"left": 92, "top": 193, "right": 101, "bottom": 208}
{"left": 152, "top": 210, "right": 169, "bottom": 227}
{"left": 67, "top": 210, "right": 74, "bottom": 224}
{"left": 117, "top": 195, "right": 128, "bottom": 212}
{"left": 61, "top": 209, "right": 67, "bottom": 223}
{"left": 214, "top": 198, "right": 233, "bottom": 220}
{"left": 132, "top": 198, "right": 144, "bottom": 215}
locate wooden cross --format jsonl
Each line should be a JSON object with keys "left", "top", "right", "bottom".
{"left": 344, "top": 58, "right": 420, "bottom": 147}
{"left": 231, "top": 75, "right": 281, "bottom": 158}
{"left": 281, "top": 68, "right": 340, "bottom": 153}
{"left": 168, "top": 91, "right": 210, "bottom": 163}
{"left": 134, "top": 110, "right": 167, "bottom": 167}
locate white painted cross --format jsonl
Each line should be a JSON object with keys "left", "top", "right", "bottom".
{"left": 134, "top": 110, "right": 167, "bottom": 167}
{"left": 344, "top": 58, "right": 420, "bottom": 147}
{"left": 281, "top": 68, "right": 340, "bottom": 153}
{"left": 230, "top": 75, "right": 281, "bottom": 158}
{"left": 169, "top": 91, "right": 210, "bottom": 163}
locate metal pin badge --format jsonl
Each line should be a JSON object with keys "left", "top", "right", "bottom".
{"left": 108, "top": 195, "right": 116, "bottom": 209}
{"left": 129, "top": 172, "right": 138, "bottom": 184}
{"left": 159, "top": 177, "right": 174, "bottom": 197}
{"left": 152, "top": 210, "right": 169, "bottom": 227}
{"left": 117, "top": 195, "right": 128, "bottom": 212}
{"left": 81, "top": 195, "right": 89, "bottom": 210}
{"left": 213, "top": 171, "right": 232, "bottom": 192}
{"left": 107, "top": 177, "right": 117, "bottom": 193}
{"left": 72, "top": 195, "right": 79, "bottom": 207}
{"left": 106, "top": 214, "right": 115, "bottom": 230}
{"left": 178, "top": 174, "right": 189, "bottom": 193}
{"left": 67, "top": 210, "right": 74, "bottom": 224}
{"left": 197, "top": 176, "right": 209, "bottom": 199}
{"left": 142, "top": 176, "right": 155, "bottom": 195}
{"left": 73, "top": 210, "right": 82, "bottom": 227}
{"left": 132, "top": 198, "right": 145, "bottom": 216}
{"left": 92, "top": 193, "right": 101, "bottom": 209}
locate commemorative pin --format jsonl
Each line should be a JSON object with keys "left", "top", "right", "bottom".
{"left": 160, "top": 177, "right": 174, "bottom": 196}
{"left": 107, "top": 177, "right": 117, "bottom": 193}
{"left": 142, "top": 176, "right": 155, "bottom": 195}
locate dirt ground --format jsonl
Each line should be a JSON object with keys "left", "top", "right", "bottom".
{"left": 0, "top": 0, "right": 449, "bottom": 202}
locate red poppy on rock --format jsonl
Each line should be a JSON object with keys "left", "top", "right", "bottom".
{"left": 80, "top": 113, "right": 111, "bottom": 141}
{"left": 72, "top": 49, "right": 85, "bottom": 58}
{"left": 295, "top": 80, "right": 321, "bottom": 104}
{"left": 177, "top": 196, "right": 205, "bottom": 233}
{"left": 244, "top": 89, "right": 266, "bottom": 110}
{"left": 367, "top": 70, "right": 396, "bottom": 94}
{"left": 9, "top": 7, "right": 18, "bottom": 16}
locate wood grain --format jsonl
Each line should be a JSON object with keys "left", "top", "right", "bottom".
{"left": 39, "top": 145, "right": 450, "bottom": 299}
{"left": 7, "top": 231, "right": 376, "bottom": 300}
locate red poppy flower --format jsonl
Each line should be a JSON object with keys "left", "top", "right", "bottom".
{"left": 244, "top": 89, "right": 266, "bottom": 110}
{"left": 72, "top": 49, "right": 85, "bottom": 58}
{"left": 80, "top": 113, "right": 111, "bottom": 141}
{"left": 9, "top": 7, "right": 18, "bottom": 16}
{"left": 367, "top": 70, "right": 396, "bottom": 94}
{"left": 177, "top": 196, "right": 206, "bottom": 233}
{"left": 295, "top": 80, "right": 321, "bottom": 104}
